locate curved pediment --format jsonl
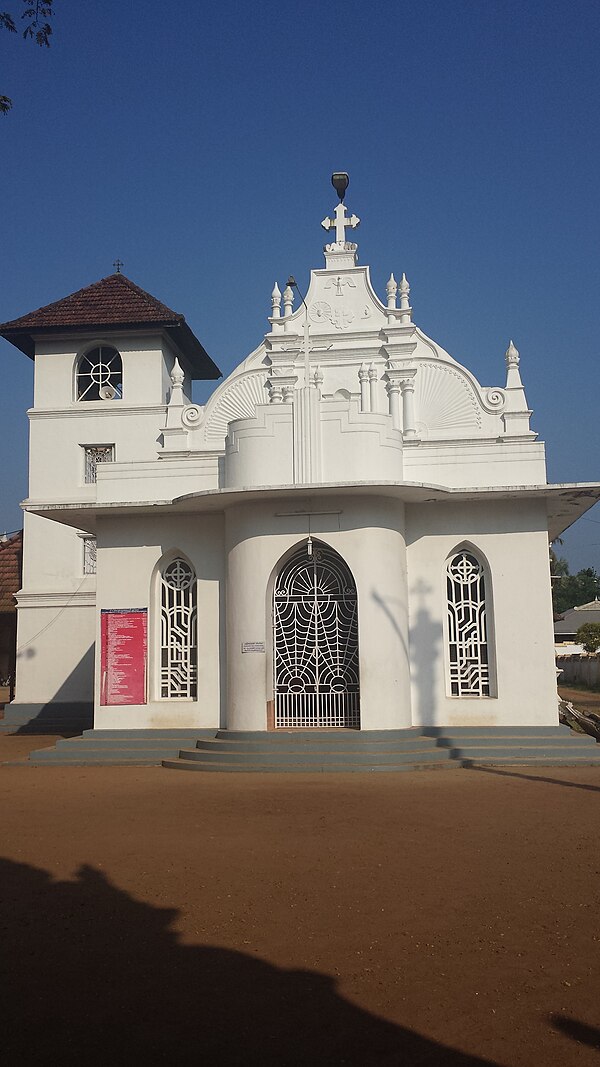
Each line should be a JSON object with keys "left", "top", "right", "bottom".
{"left": 278, "top": 265, "right": 388, "bottom": 339}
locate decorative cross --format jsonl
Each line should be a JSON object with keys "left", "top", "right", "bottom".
{"left": 113, "top": 258, "right": 124, "bottom": 274}
{"left": 321, "top": 203, "right": 360, "bottom": 245}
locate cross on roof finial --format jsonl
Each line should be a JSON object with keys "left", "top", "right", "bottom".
{"left": 113, "top": 258, "right": 124, "bottom": 274}
{"left": 321, "top": 203, "right": 360, "bottom": 245}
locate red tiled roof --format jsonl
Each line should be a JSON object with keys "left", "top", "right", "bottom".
{"left": 0, "top": 531, "right": 22, "bottom": 614}
{"left": 0, "top": 274, "right": 221, "bottom": 379}
{"left": 0, "top": 274, "right": 183, "bottom": 332}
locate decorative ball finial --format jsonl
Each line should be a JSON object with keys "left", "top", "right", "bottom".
{"left": 331, "top": 172, "right": 349, "bottom": 202}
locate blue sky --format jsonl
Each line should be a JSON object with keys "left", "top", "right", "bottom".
{"left": 1, "top": 0, "right": 599, "bottom": 571}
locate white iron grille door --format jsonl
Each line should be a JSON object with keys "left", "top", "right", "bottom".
{"left": 274, "top": 545, "right": 360, "bottom": 728}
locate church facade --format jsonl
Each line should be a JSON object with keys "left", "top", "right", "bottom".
{"left": 2, "top": 186, "right": 598, "bottom": 736}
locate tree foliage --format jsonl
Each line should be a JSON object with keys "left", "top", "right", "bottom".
{"left": 1, "top": 0, "right": 53, "bottom": 114}
{"left": 576, "top": 623, "right": 600, "bottom": 654}
{"left": 552, "top": 560, "right": 600, "bottom": 615}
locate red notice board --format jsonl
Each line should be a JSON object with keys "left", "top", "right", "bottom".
{"left": 100, "top": 609, "right": 147, "bottom": 706}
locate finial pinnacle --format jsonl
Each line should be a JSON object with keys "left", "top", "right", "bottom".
{"left": 505, "top": 339, "right": 520, "bottom": 365}
{"left": 386, "top": 273, "right": 398, "bottom": 310}
{"left": 113, "top": 258, "right": 123, "bottom": 274}
{"left": 170, "top": 357, "right": 184, "bottom": 387}
{"left": 271, "top": 282, "right": 282, "bottom": 319}
{"left": 283, "top": 284, "right": 294, "bottom": 318}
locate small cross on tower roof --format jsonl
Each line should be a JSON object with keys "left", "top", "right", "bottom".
{"left": 113, "top": 258, "right": 124, "bottom": 274}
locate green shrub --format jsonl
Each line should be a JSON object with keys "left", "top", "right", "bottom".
{"left": 576, "top": 623, "right": 600, "bottom": 653}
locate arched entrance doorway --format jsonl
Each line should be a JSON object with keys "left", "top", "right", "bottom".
{"left": 273, "top": 542, "right": 360, "bottom": 728}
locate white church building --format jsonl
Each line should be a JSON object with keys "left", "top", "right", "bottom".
{"left": 2, "top": 178, "right": 599, "bottom": 756}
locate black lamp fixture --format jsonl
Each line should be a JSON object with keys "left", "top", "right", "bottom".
{"left": 331, "top": 172, "right": 349, "bottom": 202}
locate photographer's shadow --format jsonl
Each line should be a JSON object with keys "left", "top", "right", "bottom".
{"left": 0, "top": 858, "right": 500, "bottom": 1065}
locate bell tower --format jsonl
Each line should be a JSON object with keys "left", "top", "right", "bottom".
{"left": 0, "top": 272, "right": 220, "bottom": 730}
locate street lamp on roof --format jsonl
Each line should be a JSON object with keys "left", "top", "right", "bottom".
{"left": 331, "top": 172, "right": 349, "bottom": 202}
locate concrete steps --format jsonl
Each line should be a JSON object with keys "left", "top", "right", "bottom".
{"left": 15, "top": 723, "right": 600, "bottom": 771}
{"left": 26, "top": 729, "right": 215, "bottom": 766}
{"left": 421, "top": 726, "right": 600, "bottom": 765}
{"left": 163, "top": 729, "right": 455, "bottom": 773}
{"left": 163, "top": 725, "right": 600, "bottom": 773}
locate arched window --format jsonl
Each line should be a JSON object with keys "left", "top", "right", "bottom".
{"left": 160, "top": 557, "right": 197, "bottom": 699}
{"left": 77, "top": 346, "right": 122, "bottom": 401}
{"left": 446, "top": 550, "right": 491, "bottom": 697}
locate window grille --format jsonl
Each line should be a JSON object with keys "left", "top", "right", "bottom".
{"left": 77, "top": 346, "right": 122, "bottom": 401}
{"left": 84, "top": 445, "right": 114, "bottom": 484}
{"left": 160, "top": 558, "right": 197, "bottom": 699}
{"left": 446, "top": 550, "right": 491, "bottom": 697}
{"left": 83, "top": 537, "right": 97, "bottom": 575}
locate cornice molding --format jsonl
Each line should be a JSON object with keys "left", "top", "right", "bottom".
{"left": 17, "top": 588, "right": 96, "bottom": 609}
{"left": 28, "top": 404, "right": 167, "bottom": 420}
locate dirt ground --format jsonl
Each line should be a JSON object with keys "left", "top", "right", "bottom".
{"left": 1, "top": 717, "right": 600, "bottom": 1066}
{"left": 559, "top": 684, "right": 600, "bottom": 718}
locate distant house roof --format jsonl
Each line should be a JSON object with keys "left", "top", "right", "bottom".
{"left": 0, "top": 273, "right": 221, "bottom": 380}
{"left": 554, "top": 599, "right": 600, "bottom": 633}
{"left": 0, "top": 531, "right": 22, "bottom": 613}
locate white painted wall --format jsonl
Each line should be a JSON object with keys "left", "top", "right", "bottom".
{"left": 93, "top": 513, "right": 224, "bottom": 729}
{"left": 406, "top": 498, "right": 558, "bottom": 727}
{"left": 224, "top": 496, "right": 411, "bottom": 731}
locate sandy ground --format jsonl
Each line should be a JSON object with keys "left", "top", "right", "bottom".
{"left": 2, "top": 714, "right": 600, "bottom": 1066}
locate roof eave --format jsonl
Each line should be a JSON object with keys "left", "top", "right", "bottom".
{"left": 1, "top": 320, "right": 222, "bottom": 380}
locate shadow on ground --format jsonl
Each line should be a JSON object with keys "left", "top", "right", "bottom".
{"left": 467, "top": 764, "right": 600, "bottom": 794}
{"left": 0, "top": 857, "right": 502, "bottom": 1066}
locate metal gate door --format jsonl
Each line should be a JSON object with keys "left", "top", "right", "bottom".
{"left": 273, "top": 543, "right": 360, "bottom": 728}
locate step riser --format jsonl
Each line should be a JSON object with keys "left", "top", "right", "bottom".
{"left": 196, "top": 739, "right": 439, "bottom": 754}
{"left": 422, "top": 726, "right": 580, "bottom": 737}
{"left": 31, "top": 751, "right": 183, "bottom": 761}
{"left": 177, "top": 748, "right": 450, "bottom": 766}
{"left": 217, "top": 729, "right": 422, "bottom": 741}
{"left": 462, "top": 757, "right": 600, "bottom": 766}
{"left": 450, "top": 747, "right": 600, "bottom": 759}
{"left": 162, "top": 760, "right": 459, "bottom": 774}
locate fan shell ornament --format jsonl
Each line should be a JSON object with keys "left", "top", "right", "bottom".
{"left": 309, "top": 301, "right": 332, "bottom": 324}
{"left": 181, "top": 404, "right": 203, "bottom": 429}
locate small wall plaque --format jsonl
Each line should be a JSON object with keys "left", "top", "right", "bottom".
{"left": 242, "top": 641, "right": 266, "bottom": 654}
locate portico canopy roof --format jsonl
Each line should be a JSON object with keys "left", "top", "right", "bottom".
{"left": 20, "top": 480, "right": 600, "bottom": 541}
